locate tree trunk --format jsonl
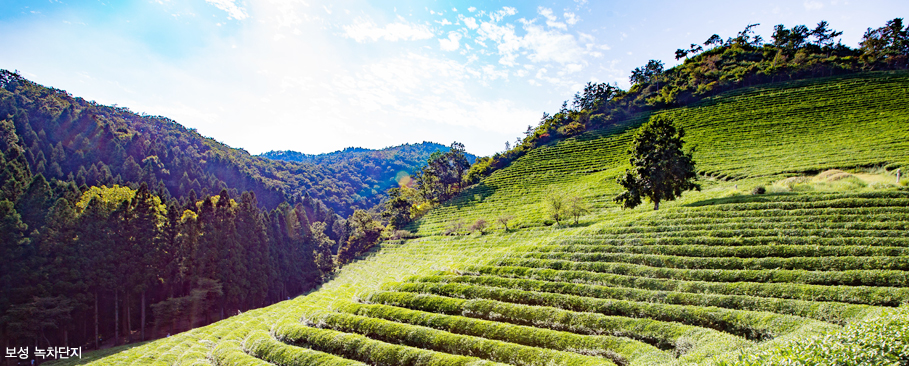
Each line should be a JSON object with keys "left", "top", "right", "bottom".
{"left": 114, "top": 291, "right": 120, "bottom": 346}
{"left": 4, "top": 327, "right": 9, "bottom": 366}
{"left": 654, "top": 200, "right": 660, "bottom": 210}
{"left": 94, "top": 291, "right": 99, "bottom": 349}
{"left": 141, "top": 290, "right": 146, "bottom": 341}
{"left": 126, "top": 293, "right": 131, "bottom": 343}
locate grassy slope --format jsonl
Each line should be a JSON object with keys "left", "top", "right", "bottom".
{"left": 85, "top": 71, "right": 909, "bottom": 365}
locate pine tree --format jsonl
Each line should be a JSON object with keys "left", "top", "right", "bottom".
{"left": 236, "top": 192, "right": 270, "bottom": 308}
{"left": 614, "top": 115, "right": 700, "bottom": 210}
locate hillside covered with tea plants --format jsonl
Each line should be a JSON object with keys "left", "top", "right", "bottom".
{"left": 77, "top": 69, "right": 909, "bottom": 366}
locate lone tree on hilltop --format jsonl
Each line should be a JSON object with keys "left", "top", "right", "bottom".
{"left": 614, "top": 115, "right": 699, "bottom": 210}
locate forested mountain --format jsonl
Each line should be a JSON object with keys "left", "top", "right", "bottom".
{"left": 0, "top": 72, "right": 471, "bottom": 216}
{"left": 260, "top": 143, "right": 477, "bottom": 215}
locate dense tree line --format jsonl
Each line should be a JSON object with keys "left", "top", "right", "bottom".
{"left": 467, "top": 18, "right": 909, "bottom": 181}
{"left": 0, "top": 143, "right": 349, "bottom": 351}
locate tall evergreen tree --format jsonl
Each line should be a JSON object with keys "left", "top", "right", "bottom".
{"left": 614, "top": 115, "right": 700, "bottom": 210}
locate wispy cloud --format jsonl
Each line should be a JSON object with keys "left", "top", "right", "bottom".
{"left": 522, "top": 23, "right": 584, "bottom": 63}
{"left": 803, "top": 0, "right": 824, "bottom": 10}
{"left": 343, "top": 17, "right": 434, "bottom": 42}
{"left": 538, "top": 7, "right": 566, "bottom": 30}
{"left": 332, "top": 53, "right": 535, "bottom": 133}
{"left": 205, "top": 0, "right": 248, "bottom": 20}
{"left": 488, "top": 7, "right": 517, "bottom": 22}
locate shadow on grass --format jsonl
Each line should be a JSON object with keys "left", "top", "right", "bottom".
{"left": 43, "top": 341, "right": 152, "bottom": 366}
{"left": 684, "top": 192, "right": 798, "bottom": 207}
{"left": 405, "top": 181, "right": 498, "bottom": 233}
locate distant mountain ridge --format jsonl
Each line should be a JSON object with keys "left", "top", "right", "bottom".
{"left": 259, "top": 143, "right": 478, "bottom": 214}
{"left": 260, "top": 143, "right": 477, "bottom": 165}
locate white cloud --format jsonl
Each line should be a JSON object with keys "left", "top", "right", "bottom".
{"left": 521, "top": 23, "right": 584, "bottom": 64}
{"left": 343, "top": 18, "right": 434, "bottom": 42}
{"left": 205, "top": 0, "right": 248, "bottom": 20}
{"left": 803, "top": 0, "right": 824, "bottom": 10}
{"left": 489, "top": 7, "right": 518, "bottom": 22}
{"left": 476, "top": 21, "right": 522, "bottom": 66}
{"left": 468, "top": 6, "right": 477, "bottom": 12}
{"left": 534, "top": 68, "right": 561, "bottom": 84}
{"left": 563, "top": 12, "right": 579, "bottom": 25}
{"left": 439, "top": 32, "right": 462, "bottom": 51}
{"left": 459, "top": 15, "right": 479, "bottom": 29}
{"left": 481, "top": 64, "right": 508, "bottom": 81}
{"left": 436, "top": 18, "right": 452, "bottom": 26}
{"left": 333, "top": 53, "right": 536, "bottom": 134}
{"left": 537, "top": 7, "right": 566, "bottom": 30}
{"left": 560, "top": 63, "right": 583, "bottom": 75}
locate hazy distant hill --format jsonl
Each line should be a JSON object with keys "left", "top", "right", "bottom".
{"left": 260, "top": 143, "right": 478, "bottom": 213}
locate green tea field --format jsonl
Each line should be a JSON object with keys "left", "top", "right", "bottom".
{"left": 76, "top": 71, "right": 909, "bottom": 365}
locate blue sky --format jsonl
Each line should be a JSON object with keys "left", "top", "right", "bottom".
{"left": 1, "top": 0, "right": 905, "bottom": 156}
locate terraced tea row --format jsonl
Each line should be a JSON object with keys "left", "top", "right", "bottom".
{"left": 253, "top": 189, "right": 909, "bottom": 365}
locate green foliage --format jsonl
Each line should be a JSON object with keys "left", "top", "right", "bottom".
{"left": 717, "top": 305, "right": 909, "bottom": 366}
{"left": 261, "top": 142, "right": 478, "bottom": 216}
{"left": 415, "top": 142, "right": 472, "bottom": 203}
{"left": 245, "top": 329, "right": 364, "bottom": 366}
{"left": 382, "top": 186, "right": 421, "bottom": 228}
{"left": 387, "top": 281, "right": 828, "bottom": 341}
{"left": 614, "top": 115, "right": 699, "bottom": 210}
{"left": 277, "top": 321, "right": 503, "bottom": 366}
{"left": 310, "top": 311, "right": 614, "bottom": 366}
{"left": 860, "top": 18, "right": 909, "bottom": 64}
{"left": 467, "top": 265, "right": 909, "bottom": 307}
{"left": 336, "top": 302, "right": 669, "bottom": 365}
{"left": 311, "top": 221, "right": 335, "bottom": 276}
{"left": 338, "top": 210, "right": 383, "bottom": 264}
{"left": 366, "top": 290, "right": 749, "bottom": 361}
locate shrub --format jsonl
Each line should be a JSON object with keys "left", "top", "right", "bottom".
{"left": 557, "top": 122, "right": 585, "bottom": 137}
{"left": 751, "top": 186, "right": 766, "bottom": 195}
{"left": 444, "top": 220, "right": 465, "bottom": 235}
{"left": 497, "top": 214, "right": 515, "bottom": 231}
{"left": 469, "top": 219, "right": 488, "bottom": 234}
{"left": 717, "top": 305, "right": 909, "bottom": 365}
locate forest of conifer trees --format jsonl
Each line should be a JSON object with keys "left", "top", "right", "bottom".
{"left": 1, "top": 144, "right": 347, "bottom": 350}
